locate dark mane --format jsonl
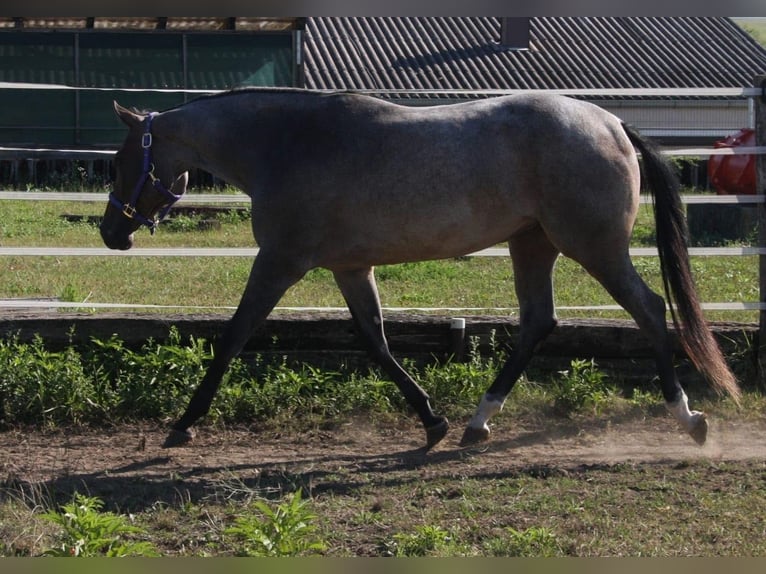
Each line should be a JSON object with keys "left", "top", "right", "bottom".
{"left": 202, "top": 86, "right": 329, "bottom": 100}
{"left": 158, "top": 86, "right": 346, "bottom": 114}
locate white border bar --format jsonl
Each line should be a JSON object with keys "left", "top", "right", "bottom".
{"left": 0, "top": 191, "right": 249, "bottom": 203}
{"left": 1, "top": 300, "right": 762, "bottom": 312}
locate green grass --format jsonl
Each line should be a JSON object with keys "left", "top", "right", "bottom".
{"left": 0, "top": 198, "right": 760, "bottom": 322}
{"left": 734, "top": 18, "right": 766, "bottom": 47}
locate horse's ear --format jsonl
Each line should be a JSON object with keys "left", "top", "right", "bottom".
{"left": 113, "top": 101, "right": 144, "bottom": 127}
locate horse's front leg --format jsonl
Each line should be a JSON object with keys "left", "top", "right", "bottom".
{"left": 461, "top": 228, "right": 559, "bottom": 446}
{"left": 163, "top": 251, "right": 306, "bottom": 447}
{"left": 333, "top": 268, "right": 449, "bottom": 450}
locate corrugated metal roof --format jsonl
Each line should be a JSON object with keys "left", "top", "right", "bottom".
{"left": 303, "top": 17, "right": 766, "bottom": 97}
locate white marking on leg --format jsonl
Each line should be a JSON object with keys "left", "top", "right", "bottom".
{"left": 666, "top": 391, "right": 704, "bottom": 433}
{"left": 468, "top": 394, "right": 505, "bottom": 432}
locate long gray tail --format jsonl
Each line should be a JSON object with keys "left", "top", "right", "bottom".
{"left": 622, "top": 123, "right": 740, "bottom": 403}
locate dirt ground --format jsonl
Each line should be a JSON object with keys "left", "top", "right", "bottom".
{"left": 2, "top": 413, "right": 765, "bottom": 508}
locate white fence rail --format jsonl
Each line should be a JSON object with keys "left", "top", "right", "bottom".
{"left": 0, "top": 192, "right": 249, "bottom": 204}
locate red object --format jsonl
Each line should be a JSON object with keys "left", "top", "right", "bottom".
{"left": 708, "top": 128, "right": 756, "bottom": 195}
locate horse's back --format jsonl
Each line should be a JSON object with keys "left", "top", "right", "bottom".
{"left": 224, "top": 90, "right": 640, "bottom": 267}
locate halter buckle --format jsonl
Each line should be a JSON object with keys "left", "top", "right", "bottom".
{"left": 142, "top": 132, "right": 153, "bottom": 149}
{"left": 122, "top": 203, "right": 137, "bottom": 219}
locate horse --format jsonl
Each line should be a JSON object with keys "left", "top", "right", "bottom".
{"left": 99, "top": 88, "right": 740, "bottom": 451}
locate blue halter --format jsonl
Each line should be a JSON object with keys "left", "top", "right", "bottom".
{"left": 108, "top": 112, "right": 182, "bottom": 235}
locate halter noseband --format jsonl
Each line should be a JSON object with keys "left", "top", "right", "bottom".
{"left": 108, "top": 112, "right": 182, "bottom": 235}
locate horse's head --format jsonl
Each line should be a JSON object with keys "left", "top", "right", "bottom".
{"left": 100, "top": 102, "right": 189, "bottom": 250}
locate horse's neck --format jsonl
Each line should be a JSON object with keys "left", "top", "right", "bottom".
{"left": 159, "top": 104, "right": 254, "bottom": 189}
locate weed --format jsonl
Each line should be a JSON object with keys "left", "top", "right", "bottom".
{"left": 553, "top": 358, "right": 613, "bottom": 414}
{"left": 0, "top": 335, "right": 97, "bottom": 427}
{"left": 627, "top": 387, "right": 662, "bottom": 410}
{"left": 40, "top": 493, "right": 157, "bottom": 557}
{"left": 414, "top": 330, "right": 505, "bottom": 416}
{"left": 214, "top": 207, "right": 251, "bottom": 225}
{"left": 484, "top": 526, "right": 561, "bottom": 557}
{"left": 389, "top": 524, "right": 460, "bottom": 557}
{"left": 59, "top": 283, "right": 81, "bottom": 303}
{"left": 419, "top": 359, "right": 493, "bottom": 413}
{"left": 83, "top": 328, "right": 211, "bottom": 421}
{"left": 224, "top": 489, "right": 326, "bottom": 557}
{"left": 0, "top": 483, "right": 56, "bottom": 556}
{"left": 165, "top": 214, "right": 201, "bottom": 233}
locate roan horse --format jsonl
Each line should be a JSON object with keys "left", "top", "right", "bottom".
{"left": 100, "top": 88, "right": 740, "bottom": 451}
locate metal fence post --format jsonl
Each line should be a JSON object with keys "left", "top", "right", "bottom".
{"left": 756, "top": 75, "right": 766, "bottom": 383}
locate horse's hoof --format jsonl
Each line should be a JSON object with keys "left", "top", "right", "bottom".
{"left": 459, "top": 425, "right": 490, "bottom": 447}
{"left": 688, "top": 412, "right": 708, "bottom": 446}
{"left": 425, "top": 418, "right": 449, "bottom": 450}
{"left": 162, "top": 428, "right": 194, "bottom": 448}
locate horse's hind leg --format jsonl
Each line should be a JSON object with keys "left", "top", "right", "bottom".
{"left": 333, "top": 267, "right": 449, "bottom": 450}
{"left": 163, "top": 250, "right": 306, "bottom": 447}
{"left": 577, "top": 252, "right": 708, "bottom": 444}
{"left": 461, "top": 226, "right": 560, "bottom": 446}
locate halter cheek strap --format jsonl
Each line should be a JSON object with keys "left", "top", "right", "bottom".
{"left": 108, "top": 112, "right": 183, "bottom": 235}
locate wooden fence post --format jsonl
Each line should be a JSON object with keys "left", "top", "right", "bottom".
{"left": 756, "top": 75, "right": 766, "bottom": 383}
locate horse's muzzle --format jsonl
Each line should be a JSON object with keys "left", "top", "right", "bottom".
{"left": 100, "top": 223, "right": 134, "bottom": 251}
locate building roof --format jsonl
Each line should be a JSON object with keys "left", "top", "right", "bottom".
{"left": 303, "top": 17, "right": 766, "bottom": 98}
